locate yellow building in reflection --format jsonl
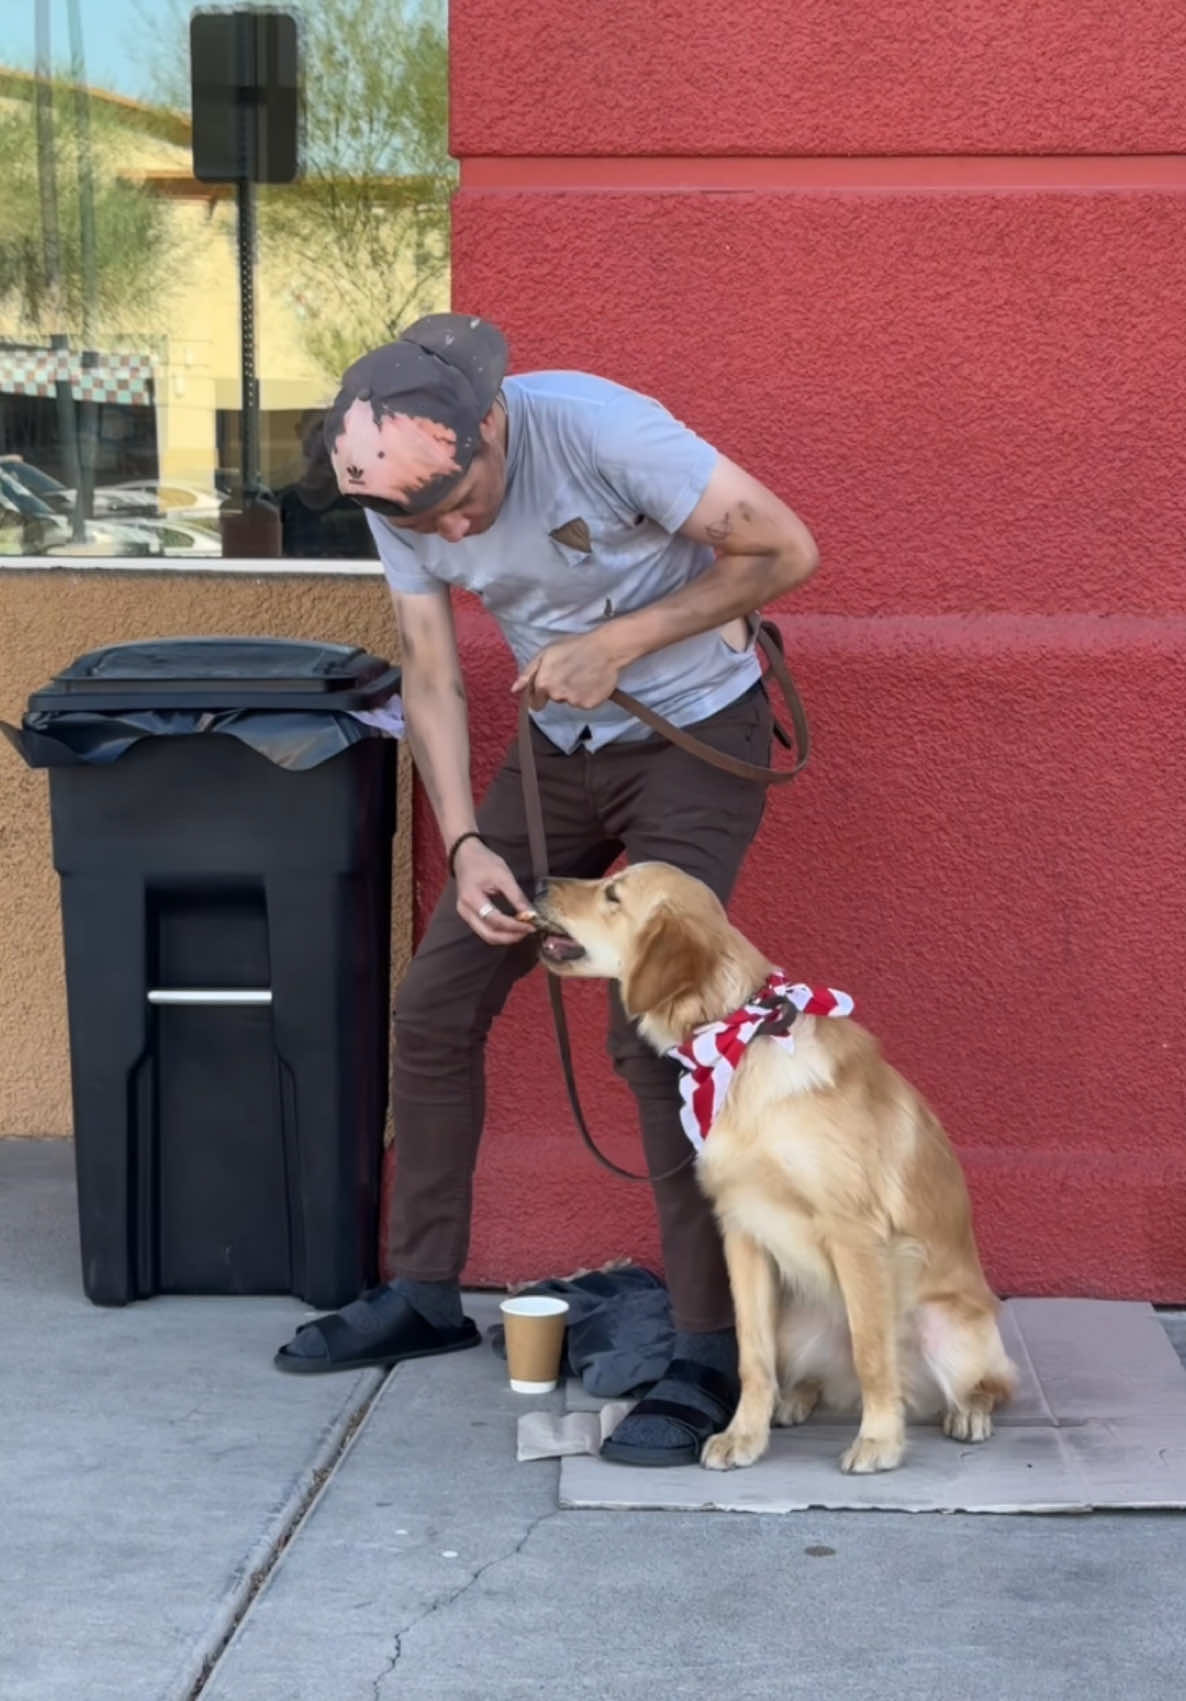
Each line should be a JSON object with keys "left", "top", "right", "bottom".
{"left": 0, "top": 69, "right": 447, "bottom": 502}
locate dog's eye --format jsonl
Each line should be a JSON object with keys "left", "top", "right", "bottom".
{"left": 605, "top": 884, "right": 620, "bottom": 904}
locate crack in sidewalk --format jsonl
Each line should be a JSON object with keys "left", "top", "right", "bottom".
{"left": 183, "top": 1373, "right": 389, "bottom": 1700}
{"left": 371, "top": 1507, "right": 559, "bottom": 1696}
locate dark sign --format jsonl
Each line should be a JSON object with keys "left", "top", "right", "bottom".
{"left": 190, "top": 8, "right": 300, "bottom": 184}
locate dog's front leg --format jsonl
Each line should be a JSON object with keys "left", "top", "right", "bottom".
{"left": 701, "top": 1229, "right": 779, "bottom": 1471}
{"left": 829, "top": 1236, "right": 906, "bottom": 1473}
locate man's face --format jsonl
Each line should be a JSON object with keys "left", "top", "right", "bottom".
{"left": 386, "top": 406, "right": 508, "bottom": 543}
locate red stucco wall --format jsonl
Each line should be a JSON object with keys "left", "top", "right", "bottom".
{"left": 451, "top": 0, "right": 1186, "bottom": 157}
{"left": 409, "top": 2, "right": 1186, "bottom": 1298}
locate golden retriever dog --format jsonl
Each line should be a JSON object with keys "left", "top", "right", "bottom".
{"left": 534, "top": 862, "right": 1016, "bottom": 1475}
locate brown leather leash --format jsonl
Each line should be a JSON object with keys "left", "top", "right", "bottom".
{"left": 519, "top": 619, "right": 810, "bottom": 1183}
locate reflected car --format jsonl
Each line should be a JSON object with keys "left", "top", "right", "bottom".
{"left": 93, "top": 479, "right": 223, "bottom": 522}
{"left": 131, "top": 519, "right": 223, "bottom": 557}
{"left": 0, "top": 467, "right": 164, "bottom": 556}
{"left": 0, "top": 456, "right": 164, "bottom": 522}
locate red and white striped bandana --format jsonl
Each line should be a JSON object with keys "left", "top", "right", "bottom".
{"left": 666, "top": 973, "right": 854, "bottom": 1150}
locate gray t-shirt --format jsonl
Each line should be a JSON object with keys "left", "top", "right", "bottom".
{"left": 367, "top": 370, "right": 761, "bottom": 753}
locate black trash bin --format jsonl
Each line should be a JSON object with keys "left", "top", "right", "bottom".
{"left": 4, "top": 636, "right": 401, "bottom": 1309}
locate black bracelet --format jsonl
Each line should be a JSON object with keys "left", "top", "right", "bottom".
{"left": 447, "top": 831, "right": 485, "bottom": 878}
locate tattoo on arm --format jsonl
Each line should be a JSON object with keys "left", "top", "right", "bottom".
{"left": 705, "top": 510, "right": 732, "bottom": 547}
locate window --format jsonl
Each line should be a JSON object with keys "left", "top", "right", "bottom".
{"left": 0, "top": 0, "right": 452, "bottom": 561}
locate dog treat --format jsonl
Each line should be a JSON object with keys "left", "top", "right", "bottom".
{"left": 516, "top": 907, "right": 543, "bottom": 927}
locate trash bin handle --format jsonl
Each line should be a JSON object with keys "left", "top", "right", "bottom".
{"left": 147, "top": 989, "right": 272, "bottom": 1006}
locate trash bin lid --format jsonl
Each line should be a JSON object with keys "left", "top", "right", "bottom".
{"left": 27, "top": 636, "right": 401, "bottom": 713}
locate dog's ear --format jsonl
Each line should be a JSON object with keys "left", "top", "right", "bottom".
{"left": 622, "top": 905, "right": 718, "bottom": 1027}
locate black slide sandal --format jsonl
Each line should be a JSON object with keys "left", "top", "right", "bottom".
{"left": 599, "top": 1358, "right": 739, "bottom": 1468}
{"left": 274, "top": 1299, "right": 480, "bottom": 1375}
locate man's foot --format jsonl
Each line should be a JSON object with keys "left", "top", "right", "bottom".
{"left": 599, "top": 1327, "right": 739, "bottom": 1467}
{"left": 274, "top": 1279, "right": 478, "bottom": 1375}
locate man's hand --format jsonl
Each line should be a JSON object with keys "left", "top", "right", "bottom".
{"left": 512, "top": 630, "right": 621, "bottom": 712}
{"left": 453, "top": 838, "right": 536, "bottom": 946}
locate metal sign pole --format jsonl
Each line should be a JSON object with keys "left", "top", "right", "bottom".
{"left": 190, "top": 7, "right": 299, "bottom": 557}
{"left": 237, "top": 178, "right": 260, "bottom": 505}
{"left": 232, "top": 11, "right": 260, "bottom": 509}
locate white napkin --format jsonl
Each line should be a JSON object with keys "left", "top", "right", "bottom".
{"left": 516, "top": 1400, "right": 636, "bottom": 1462}
{"left": 348, "top": 694, "right": 406, "bottom": 739}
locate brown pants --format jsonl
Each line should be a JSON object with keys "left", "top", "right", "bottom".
{"left": 388, "top": 683, "right": 773, "bottom": 1332}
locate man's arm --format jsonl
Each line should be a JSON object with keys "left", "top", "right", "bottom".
{"left": 394, "top": 587, "right": 532, "bottom": 943}
{"left": 394, "top": 586, "right": 474, "bottom": 849}
{"left": 604, "top": 454, "right": 817, "bottom": 667}
{"left": 513, "top": 456, "right": 817, "bottom": 710}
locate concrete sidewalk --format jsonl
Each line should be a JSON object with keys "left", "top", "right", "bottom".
{"left": 3, "top": 1136, "right": 1185, "bottom": 1701}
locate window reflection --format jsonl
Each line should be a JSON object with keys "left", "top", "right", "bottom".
{"left": 0, "top": 1, "right": 451, "bottom": 560}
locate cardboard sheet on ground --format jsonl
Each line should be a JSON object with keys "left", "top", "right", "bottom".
{"left": 560, "top": 1300, "right": 1186, "bottom": 1514}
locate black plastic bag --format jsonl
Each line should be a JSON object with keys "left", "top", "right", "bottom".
{"left": 1, "top": 701, "right": 403, "bottom": 773}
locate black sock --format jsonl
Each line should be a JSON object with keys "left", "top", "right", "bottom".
{"left": 388, "top": 1277, "right": 464, "bottom": 1331}
{"left": 671, "top": 1327, "right": 738, "bottom": 1380}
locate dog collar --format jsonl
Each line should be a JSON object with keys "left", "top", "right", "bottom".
{"left": 666, "top": 972, "right": 853, "bottom": 1150}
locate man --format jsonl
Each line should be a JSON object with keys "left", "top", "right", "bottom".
{"left": 276, "top": 313, "right": 818, "bottom": 1467}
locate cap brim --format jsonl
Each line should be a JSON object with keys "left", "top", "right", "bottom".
{"left": 350, "top": 466, "right": 468, "bottom": 519}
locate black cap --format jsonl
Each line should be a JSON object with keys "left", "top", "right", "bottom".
{"left": 322, "top": 313, "right": 508, "bottom": 516}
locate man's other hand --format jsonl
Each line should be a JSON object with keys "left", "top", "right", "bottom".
{"left": 453, "top": 839, "right": 535, "bottom": 945}
{"left": 512, "top": 631, "right": 621, "bottom": 712}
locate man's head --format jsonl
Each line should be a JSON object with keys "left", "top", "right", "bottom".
{"left": 322, "top": 313, "right": 510, "bottom": 541}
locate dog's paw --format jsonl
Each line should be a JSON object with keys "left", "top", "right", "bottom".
{"left": 774, "top": 1382, "right": 821, "bottom": 1427}
{"left": 701, "top": 1424, "right": 769, "bottom": 1471}
{"left": 943, "top": 1407, "right": 993, "bottom": 1443}
{"left": 839, "top": 1430, "right": 905, "bottom": 1474}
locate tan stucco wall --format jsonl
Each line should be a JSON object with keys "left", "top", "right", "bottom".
{"left": 0, "top": 566, "right": 409, "bottom": 1136}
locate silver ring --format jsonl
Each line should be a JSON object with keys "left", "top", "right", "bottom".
{"left": 478, "top": 901, "right": 496, "bottom": 920}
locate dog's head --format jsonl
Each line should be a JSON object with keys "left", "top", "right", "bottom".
{"left": 535, "top": 862, "right": 770, "bottom": 1047}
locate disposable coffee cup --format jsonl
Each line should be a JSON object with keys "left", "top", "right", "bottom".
{"left": 499, "top": 1295, "right": 570, "bottom": 1393}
